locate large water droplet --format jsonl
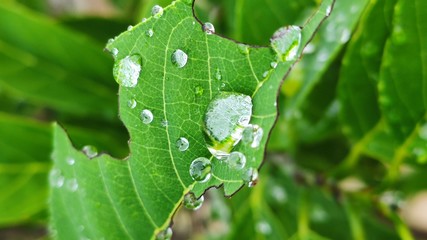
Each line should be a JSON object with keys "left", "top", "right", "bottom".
{"left": 151, "top": 5, "right": 164, "bottom": 18}
{"left": 270, "top": 26, "right": 301, "bottom": 61}
{"left": 242, "top": 124, "right": 264, "bottom": 148}
{"left": 66, "top": 178, "right": 78, "bottom": 192}
{"left": 171, "top": 49, "right": 188, "bottom": 68}
{"left": 113, "top": 55, "right": 142, "bottom": 88}
{"left": 189, "top": 157, "right": 211, "bottom": 182}
{"left": 49, "top": 168, "right": 65, "bottom": 188}
{"left": 146, "top": 29, "right": 154, "bottom": 37}
{"left": 156, "top": 227, "right": 172, "bottom": 240}
{"left": 128, "top": 99, "right": 137, "bottom": 109}
{"left": 204, "top": 92, "right": 253, "bottom": 159}
{"left": 141, "top": 109, "right": 154, "bottom": 124}
{"left": 225, "top": 151, "right": 246, "bottom": 170}
{"left": 82, "top": 145, "right": 98, "bottom": 158}
{"left": 242, "top": 167, "right": 258, "bottom": 187}
{"left": 203, "top": 22, "right": 215, "bottom": 34}
{"left": 183, "top": 192, "right": 204, "bottom": 210}
{"left": 66, "top": 157, "right": 75, "bottom": 166}
{"left": 176, "top": 137, "right": 189, "bottom": 151}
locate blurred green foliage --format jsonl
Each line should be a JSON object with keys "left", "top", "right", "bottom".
{"left": 0, "top": 0, "right": 426, "bottom": 239}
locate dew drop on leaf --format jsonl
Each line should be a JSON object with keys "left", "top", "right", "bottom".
{"left": 237, "top": 43, "right": 249, "bottom": 55}
{"left": 111, "top": 48, "right": 119, "bottom": 58}
{"left": 146, "top": 29, "right": 154, "bottom": 37}
{"left": 270, "top": 25, "right": 301, "bottom": 61}
{"left": 49, "top": 168, "right": 65, "bottom": 188}
{"left": 215, "top": 68, "right": 222, "bottom": 81}
{"left": 183, "top": 192, "right": 204, "bottom": 210}
{"left": 195, "top": 86, "right": 204, "bottom": 96}
{"left": 204, "top": 92, "right": 252, "bottom": 159}
{"left": 262, "top": 71, "right": 269, "bottom": 78}
{"left": 66, "top": 157, "right": 75, "bottom": 166}
{"left": 225, "top": 151, "right": 246, "bottom": 170}
{"left": 141, "top": 109, "right": 154, "bottom": 124}
{"left": 242, "top": 124, "right": 264, "bottom": 148}
{"left": 127, "top": 99, "right": 137, "bottom": 109}
{"left": 151, "top": 5, "right": 164, "bottom": 18}
{"left": 171, "top": 49, "right": 188, "bottom": 68}
{"left": 176, "top": 137, "right": 189, "bottom": 151}
{"left": 66, "top": 178, "right": 78, "bottom": 192}
{"left": 242, "top": 167, "right": 259, "bottom": 187}
{"left": 113, "top": 55, "right": 142, "bottom": 88}
{"left": 326, "top": 5, "right": 332, "bottom": 16}
{"left": 127, "top": 25, "right": 133, "bottom": 31}
{"left": 270, "top": 61, "right": 278, "bottom": 69}
{"left": 156, "top": 227, "right": 172, "bottom": 240}
{"left": 161, "top": 119, "right": 169, "bottom": 127}
{"left": 189, "top": 157, "right": 212, "bottom": 182}
{"left": 203, "top": 22, "right": 215, "bottom": 34}
{"left": 82, "top": 145, "right": 98, "bottom": 158}
{"left": 141, "top": 17, "right": 147, "bottom": 23}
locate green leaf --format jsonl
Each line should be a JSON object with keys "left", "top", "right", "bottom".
{"left": 50, "top": 0, "right": 333, "bottom": 238}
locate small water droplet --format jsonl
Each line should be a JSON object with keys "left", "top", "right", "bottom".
{"left": 111, "top": 48, "right": 119, "bottom": 58}
{"left": 204, "top": 92, "right": 253, "bottom": 159}
{"left": 220, "top": 83, "right": 226, "bottom": 88}
{"left": 176, "top": 137, "right": 189, "bottom": 151}
{"left": 270, "top": 26, "right": 301, "bottom": 61}
{"left": 171, "top": 49, "right": 188, "bottom": 68}
{"left": 270, "top": 62, "right": 277, "bottom": 69}
{"left": 195, "top": 86, "right": 204, "bottom": 96}
{"left": 66, "top": 157, "right": 75, "bottom": 166}
{"left": 189, "top": 157, "right": 211, "bottom": 182}
{"left": 225, "top": 151, "right": 246, "bottom": 170}
{"left": 242, "top": 124, "right": 263, "bottom": 148}
{"left": 183, "top": 192, "right": 204, "bottom": 210}
{"left": 242, "top": 167, "right": 258, "bottom": 187}
{"left": 127, "top": 25, "right": 133, "bottom": 31}
{"left": 127, "top": 99, "right": 137, "bottom": 109}
{"left": 161, "top": 119, "right": 169, "bottom": 127}
{"left": 141, "top": 109, "right": 154, "bottom": 124}
{"left": 326, "top": 5, "right": 332, "bottom": 16}
{"left": 113, "top": 55, "right": 142, "bottom": 88}
{"left": 49, "top": 168, "right": 65, "bottom": 188}
{"left": 66, "top": 178, "right": 78, "bottom": 192}
{"left": 256, "top": 220, "right": 272, "bottom": 235}
{"left": 262, "top": 71, "right": 269, "bottom": 78}
{"left": 340, "top": 29, "right": 351, "bottom": 43}
{"left": 107, "top": 38, "right": 114, "bottom": 45}
{"left": 146, "top": 29, "right": 154, "bottom": 37}
{"left": 237, "top": 44, "right": 249, "bottom": 55}
{"left": 82, "top": 145, "right": 98, "bottom": 158}
{"left": 156, "top": 227, "right": 172, "bottom": 240}
{"left": 203, "top": 22, "right": 215, "bottom": 34}
{"left": 151, "top": 5, "right": 164, "bottom": 18}
{"left": 215, "top": 68, "right": 222, "bottom": 80}
{"left": 141, "top": 18, "right": 147, "bottom": 23}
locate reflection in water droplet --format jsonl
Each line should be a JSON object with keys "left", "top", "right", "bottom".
{"left": 141, "top": 109, "right": 154, "bottom": 124}
{"left": 176, "top": 137, "right": 189, "bottom": 151}
{"left": 204, "top": 92, "right": 253, "bottom": 159}
{"left": 66, "top": 178, "right": 78, "bottom": 192}
{"left": 242, "top": 124, "right": 263, "bottom": 148}
{"left": 49, "top": 168, "right": 65, "bottom": 188}
{"left": 66, "top": 157, "right": 75, "bottom": 166}
{"left": 183, "top": 192, "right": 204, "bottom": 210}
{"left": 270, "top": 26, "right": 301, "bottom": 61}
{"left": 189, "top": 157, "right": 211, "bottom": 182}
{"left": 203, "top": 22, "right": 215, "bottom": 34}
{"left": 242, "top": 167, "right": 258, "bottom": 187}
{"left": 128, "top": 99, "right": 137, "bottom": 109}
{"left": 146, "top": 29, "right": 154, "bottom": 37}
{"left": 113, "top": 55, "right": 142, "bottom": 88}
{"left": 226, "top": 151, "right": 246, "bottom": 170}
{"left": 82, "top": 145, "right": 98, "bottom": 158}
{"left": 256, "top": 220, "right": 272, "bottom": 235}
{"left": 171, "top": 49, "right": 188, "bottom": 68}
{"left": 156, "top": 227, "right": 172, "bottom": 240}
{"left": 151, "top": 5, "right": 164, "bottom": 18}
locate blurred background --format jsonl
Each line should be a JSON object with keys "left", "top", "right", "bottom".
{"left": 0, "top": 0, "right": 426, "bottom": 239}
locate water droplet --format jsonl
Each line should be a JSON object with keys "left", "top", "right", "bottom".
{"left": 113, "top": 55, "right": 142, "bottom": 88}
{"left": 203, "top": 22, "right": 215, "bottom": 34}
{"left": 340, "top": 29, "right": 351, "bottom": 43}
{"left": 189, "top": 157, "right": 211, "bottom": 182}
{"left": 419, "top": 124, "right": 427, "bottom": 140}
{"left": 141, "top": 18, "right": 147, "bottom": 23}
{"left": 270, "top": 62, "right": 277, "bottom": 69}
{"left": 66, "top": 178, "right": 79, "bottom": 192}
{"left": 111, "top": 48, "right": 119, "bottom": 58}
{"left": 66, "top": 157, "right": 75, "bottom": 166}
{"left": 215, "top": 68, "right": 222, "bottom": 80}
{"left": 183, "top": 192, "right": 204, "bottom": 210}
{"left": 49, "top": 168, "right": 65, "bottom": 188}
{"left": 242, "top": 167, "right": 258, "bottom": 187}
{"left": 242, "top": 124, "right": 264, "bottom": 148}
{"left": 237, "top": 43, "right": 249, "bottom": 55}
{"left": 176, "top": 137, "right": 189, "bottom": 151}
{"left": 107, "top": 38, "right": 114, "bottom": 45}
{"left": 82, "top": 145, "right": 98, "bottom": 158}
{"left": 171, "top": 49, "right": 188, "bottom": 68}
{"left": 146, "top": 29, "right": 154, "bottom": 37}
{"left": 156, "top": 227, "right": 172, "bottom": 240}
{"left": 141, "top": 109, "right": 154, "bottom": 124}
{"left": 225, "top": 151, "right": 246, "bottom": 170}
{"left": 326, "top": 5, "right": 332, "bottom": 16}
{"left": 195, "top": 86, "right": 204, "bottom": 96}
{"left": 151, "top": 5, "right": 164, "bottom": 18}
{"left": 262, "top": 71, "right": 269, "bottom": 78}
{"left": 161, "top": 119, "right": 169, "bottom": 127}
{"left": 270, "top": 26, "right": 301, "bottom": 61}
{"left": 127, "top": 99, "right": 137, "bottom": 109}
{"left": 256, "top": 220, "right": 272, "bottom": 235}
{"left": 127, "top": 25, "right": 133, "bottom": 31}
{"left": 204, "top": 92, "right": 253, "bottom": 159}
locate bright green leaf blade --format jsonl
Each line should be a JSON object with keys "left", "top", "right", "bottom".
{"left": 51, "top": 0, "right": 333, "bottom": 238}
